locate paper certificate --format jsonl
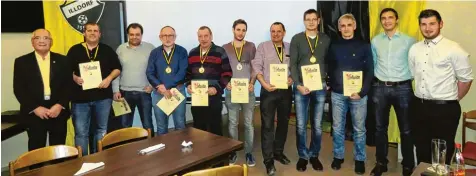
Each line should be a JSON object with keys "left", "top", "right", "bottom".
{"left": 112, "top": 98, "right": 131, "bottom": 117}
{"left": 270, "top": 64, "right": 288, "bottom": 89}
{"left": 191, "top": 80, "right": 208, "bottom": 106}
{"left": 79, "top": 61, "right": 102, "bottom": 90}
{"left": 157, "top": 88, "right": 185, "bottom": 116}
{"left": 343, "top": 71, "right": 363, "bottom": 96}
{"left": 301, "top": 64, "right": 323, "bottom": 91}
{"left": 231, "top": 78, "right": 249, "bottom": 103}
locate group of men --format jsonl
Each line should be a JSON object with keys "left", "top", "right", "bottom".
{"left": 13, "top": 7, "right": 472, "bottom": 176}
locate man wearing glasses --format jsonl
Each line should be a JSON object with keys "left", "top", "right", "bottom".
{"left": 147, "top": 26, "right": 188, "bottom": 135}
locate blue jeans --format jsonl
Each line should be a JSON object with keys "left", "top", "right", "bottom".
{"left": 225, "top": 89, "right": 256, "bottom": 154}
{"left": 72, "top": 98, "right": 112, "bottom": 156}
{"left": 331, "top": 92, "right": 367, "bottom": 161}
{"left": 120, "top": 91, "right": 153, "bottom": 131}
{"left": 294, "top": 82, "right": 327, "bottom": 160}
{"left": 152, "top": 86, "right": 187, "bottom": 135}
{"left": 372, "top": 81, "right": 414, "bottom": 167}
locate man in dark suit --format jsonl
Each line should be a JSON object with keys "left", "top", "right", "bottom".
{"left": 13, "top": 28, "right": 72, "bottom": 151}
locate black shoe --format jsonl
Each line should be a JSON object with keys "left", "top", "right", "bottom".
{"left": 265, "top": 162, "right": 276, "bottom": 176}
{"left": 331, "top": 158, "right": 344, "bottom": 170}
{"left": 274, "top": 153, "right": 291, "bottom": 165}
{"left": 402, "top": 166, "right": 414, "bottom": 176}
{"left": 370, "top": 163, "right": 387, "bottom": 176}
{"left": 355, "top": 160, "right": 366, "bottom": 175}
{"left": 309, "top": 157, "right": 323, "bottom": 171}
{"left": 296, "top": 158, "right": 308, "bottom": 172}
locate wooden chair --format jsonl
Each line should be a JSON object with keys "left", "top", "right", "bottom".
{"left": 462, "top": 110, "right": 476, "bottom": 166}
{"left": 97, "top": 127, "right": 151, "bottom": 152}
{"left": 9, "top": 145, "right": 82, "bottom": 176}
{"left": 182, "top": 164, "right": 248, "bottom": 176}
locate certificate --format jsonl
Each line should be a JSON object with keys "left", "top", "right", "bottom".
{"left": 343, "top": 71, "right": 363, "bottom": 96}
{"left": 301, "top": 64, "right": 322, "bottom": 91}
{"left": 270, "top": 64, "right": 288, "bottom": 89}
{"left": 157, "top": 88, "right": 185, "bottom": 116}
{"left": 231, "top": 78, "right": 249, "bottom": 103}
{"left": 112, "top": 98, "right": 131, "bottom": 117}
{"left": 79, "top": 61, "right": 102, "bottom": 90}
{"left": 191, "top": 80, "right": 208, "bottom": 106}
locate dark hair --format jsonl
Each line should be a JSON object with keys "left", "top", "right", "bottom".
{"left": 303, "top": 9, "right": 320, "bottom": 20}
{"left": 84, "top": 22, "right": 100, "bottom": 32}
{"left": 270, "top": 22, "right": 286, "bottom": 32}
{"left": 418, "top": 9, "right": 442, "bottom": 23}
{"left": 380, "top": 8, "right": 399, "bottom": 20}
{"left": 232, "top": 19, "right": 247, "bottom": 30}
{"left": 198, "top": 26, "right": 212, "bottom": 35}
{"left": 126, "top": 23, "right": 143, "bottom": 34}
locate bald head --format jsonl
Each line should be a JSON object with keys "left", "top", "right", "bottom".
{"left": 31, "top": 28, "right": 52, "bottom": 54}
{"left": 160, "top": 26, "right": 176, "bottom": 48}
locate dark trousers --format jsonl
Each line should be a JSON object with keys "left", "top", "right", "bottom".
{"left": 412, "top": 98, "right": 461, "bottom": 165}
{"left": 372, "top": 81, "right": 414, "bottom": 167}
{"left": 191, "top": 95, "right": 223, "bottom": 136}
{"left": 260, "top": 87, "right": 292, "bottom": 164}
{"left": 26, "top": 100, "right": 68, "bottom": 151}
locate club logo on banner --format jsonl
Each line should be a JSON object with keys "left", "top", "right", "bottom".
{"left": 60, "top": 0, "right": 105, "bottom": 34}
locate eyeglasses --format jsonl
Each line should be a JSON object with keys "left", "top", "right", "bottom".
{"left": 160, "top": 34, "right": 176, "bottom": 39}
{"left": 33, "top": 36, "right": 51, "bottom": 41}
{"left": 305, "top": 18, "right": 318, "bottom": 22}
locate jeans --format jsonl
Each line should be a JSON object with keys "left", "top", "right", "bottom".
{"left": 72, "top": 98, "right": 112, "bottom": 156}
{"left": 120, "top": 91, "right": 153, "bottom": 131}
{"left": 372, "top": 81, "right": 414, "bottom": 167}
{"left": 260, "top": 87, "right": 292, "bottom": 164}
{"left": 225, "top": 89, "right": 256, "bottom": 154}
{"left": 331, "top": 92, "right": 367, "bottom": 161}
{"left": 152, "top": 86, "right": 187, "bottom": 135}
{"left": 294, "top": 82, "right": 327, "bottom": 160}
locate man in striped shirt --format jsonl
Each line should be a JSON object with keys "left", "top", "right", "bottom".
{"left": 185, "top": 26, "right": 232, "bottom": 136}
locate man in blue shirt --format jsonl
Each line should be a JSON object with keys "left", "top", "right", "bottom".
{"left": 146, "top": 26, "right": 188, "bottom": 135}
{"left": 328, "top": 14, "right": 373, "bottom": 175}
{"left": 370, "top": 8, "right": 416, "bottom": 176}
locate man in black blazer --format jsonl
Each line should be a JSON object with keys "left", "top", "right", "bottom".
{"left": 13, "top": 28, "right": 72, "bottom": 151}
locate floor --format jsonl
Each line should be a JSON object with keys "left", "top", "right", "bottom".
{"left": 226, "top": 107, "right": 403, "bottom": 176}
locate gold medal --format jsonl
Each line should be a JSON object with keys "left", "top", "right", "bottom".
{"left": 237, "top": 63, "right": 243, "bottom": 70}
{"left": 199, "top": 66, "right": 205, "bottom": 73}
{"left": 310, "top": 56, "right": 317, "bottom": 63}
{"left": 165, "top": 66, "right": 172, "bottom": 74}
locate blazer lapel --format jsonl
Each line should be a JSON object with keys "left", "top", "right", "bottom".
{"left": 50, "top": 54, "right": 57, "bottom": 86}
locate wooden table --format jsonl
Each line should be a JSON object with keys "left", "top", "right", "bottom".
{"left": 17, "top": 127, "right": 243, "bottom": 176}
{"left": 412, "top": 162, "right": 476, "bottom": 176}
{"left": 2, "top": 110, "right": 26, "bottom": 141}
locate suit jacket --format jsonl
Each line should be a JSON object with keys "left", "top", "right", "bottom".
{"left": 13, "top": 51, "right": 72, "bottom": 119}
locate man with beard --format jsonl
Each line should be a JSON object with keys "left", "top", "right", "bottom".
{"left": 409, "top": 9, "right": 473, "bottom": 165}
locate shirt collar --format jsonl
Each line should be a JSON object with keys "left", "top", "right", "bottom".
{"left": 383, "top": 30, "right": 401, "bottom": 39}
{"left": 35, "top": 51, "right": 50, "bottom": 61}
{"left": 127, "top": 42, "right": 142, "bottom": 48}
{"left": 424, "top": 35, "right": 443, "bottom": 45}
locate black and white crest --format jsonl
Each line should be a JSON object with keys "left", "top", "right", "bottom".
{"left": 60, "top": 0, "right": 105, "bottom": 33}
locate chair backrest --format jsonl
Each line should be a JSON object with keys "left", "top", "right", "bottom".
{"left": 182, "top": 164, "right": 248, "bottom": 176}
{"left": 98, "top": 127, "right": 151, "bottom": 152}
{"left": 463, "top": 110, "right": 476, "bottom": 148}
{"left": 9, "top": 145, "right": 82, "bottom": 175}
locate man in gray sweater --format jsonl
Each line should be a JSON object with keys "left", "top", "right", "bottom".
{"left": 290, "top": 9, "right": 331, "bottom": 172}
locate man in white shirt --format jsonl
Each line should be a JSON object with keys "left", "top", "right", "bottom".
{"left": 409, "top": 9, "right": 473, "bottom": 164}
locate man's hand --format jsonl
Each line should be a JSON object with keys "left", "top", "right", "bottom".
{"left": 208, "top": 87, "right": 217, "bottom": 96}
{"left": 226, "top": 83, "right": 232, "bottom": 91}
{"left": 143, "top": 86, "right": 153, "bottom": 94}
{"left": 248, "top": 83, "right": 254, "bottom": 92}
{"left": 297, "top": 85, "right": 310, "bottom": 95}
{"left": 156, "top": 84, "right": 167, "bottom": 94}
{"left": 73, "top": 75, "right": 84, "bottom": 86}
{"left": 98, "top": 77, "right": 112, "bottom": 89}
{"left": 47, "top": 104, "right": 63, "bottom": 118}
{"left": 113, "top": 92, "right": 122, "bottom": 101}
{"left": 187, "top": 85, "right": 193, "bottom": 94}
{"left": 33, "top": 106, "right": 49, "bottom": 119}
{"left": 350, "top": 93, "right": 361, "bottom": 100}
{"left": 163, "top": 90, "right": 172, "bottom": 99}
{"left": 262, "top": 83, "right": 276, "bottom": 92}
{"left": 287, "top": 77, "right": 293, "bottom": 86}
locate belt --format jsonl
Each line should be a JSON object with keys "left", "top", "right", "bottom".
{"left": 374, "top": 78, "right": 411, "bottom": 86}
{"left": 416, "top": 97, "right": 458, "bottom": 105}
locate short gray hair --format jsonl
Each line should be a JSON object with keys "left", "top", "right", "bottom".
{"left": 338, "top": 13, "right": 356, "bottom": 25}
